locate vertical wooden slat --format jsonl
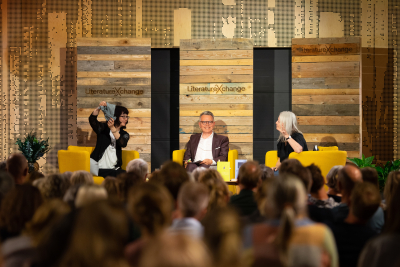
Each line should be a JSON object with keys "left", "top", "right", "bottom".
{"left": 136, "top": 0, "right": 142, "bottom": 38}
{"left": 1, "top": 0, "right": 8, "bottom": 160}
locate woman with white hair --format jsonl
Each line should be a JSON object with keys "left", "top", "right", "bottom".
{"left": 272, "top": 111, "right": 308, "bottom": 172}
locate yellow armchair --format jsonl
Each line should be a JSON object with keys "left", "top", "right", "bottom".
{"left": 265, "top": 150, "right": 279, "bottom": 168}
{"left": 172, "top": 149, "right": 238, "bottom": 180}
{"left": 58, "top": 146, "right": 140, "bottom": 185}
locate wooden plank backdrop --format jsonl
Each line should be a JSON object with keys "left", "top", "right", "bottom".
{"left": 292, "top": 37, "right": 361, "bottom": 158}
{"left": 77, "top": 38, "right": 151, "bottom": 171}
{"left": 179, "top": 39, "right": 254, "bottom": 161}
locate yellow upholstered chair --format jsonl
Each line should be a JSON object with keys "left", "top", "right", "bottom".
{"left": 265, "top": 150, "right": 279, "bottom": 168}
{"left": 172, "top": 149, "right": 238, "bottom": 180}
{"left": 288, "top": 150, "right": 347, "bottom": 179}
{"left": 58, "top": 146, "right": 140, "bottom": 185}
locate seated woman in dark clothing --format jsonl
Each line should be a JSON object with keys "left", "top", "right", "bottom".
{"left": 89, "top": 101, "right": 130, "bottom": 178}
{"left": 272, "top": 111, "right": 308, "bottom": 172}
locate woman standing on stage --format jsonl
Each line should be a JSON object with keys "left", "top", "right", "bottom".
{"left": 89, "top": 101, "right": 130, "bottom": 177}
{"left": 272, "top": 111, "right": 308, "bottom": 172}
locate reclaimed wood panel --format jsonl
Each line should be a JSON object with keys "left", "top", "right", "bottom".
{"left": 292, "top": 38, "right": 361, "bottom": 158}
{"left": 77, "top": 38, "right": 151, "bottom": 170}
{"left": 180, "top": 38, "right": 254, "bottom": 164}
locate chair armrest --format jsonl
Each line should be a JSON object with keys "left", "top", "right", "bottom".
{"left": 228, "top": 149, "right": 238, "bottom": 179}
{"left": 121, "top": 150, "right": 140, "bottom": 170}
{"left": 173, "top": 149, "right": 186, "bottom": 166}
{"left": 58, "top": 150, "right": 90, "bottom": 173}
{"left": 265, "top": 150, "right": 278, "bottom": 168}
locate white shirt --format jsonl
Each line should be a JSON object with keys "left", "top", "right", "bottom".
{"left": 194, "top": 132, "right": 216, "bottom": 165}
{"left": 168, "top": 218, "right": 204, "bottom": 239}
{"left": 98, "top": 131, "right": 118, "bottom": 169}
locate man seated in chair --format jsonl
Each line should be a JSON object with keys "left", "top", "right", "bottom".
{"left": 183, "top": 111, "right": 229, "bottom": 172}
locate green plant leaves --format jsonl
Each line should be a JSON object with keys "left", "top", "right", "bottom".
{"left": 15, "top": 130, "right": 51, "bottom": 163}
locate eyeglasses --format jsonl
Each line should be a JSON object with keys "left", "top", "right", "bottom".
{"left": 200, "top": 121, "right": 214, "bottom": 125}
{"left": 120, "top": 116, "right": 130, "bottom": 119}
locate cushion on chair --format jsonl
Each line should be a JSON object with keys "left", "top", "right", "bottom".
{"left": 58, "top": 150, "right": 91, "bottom": 173}
{"left": 68, "top": 146, "right": 94, "bottom": 154}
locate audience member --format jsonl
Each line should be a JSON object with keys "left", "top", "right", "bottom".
{"left": 6, "top": 153, "right": 29, "bottom": 185}
{"left": 158, "top": 161, "right": 190, "bottom": 201}
{"left": 229, "top": 161, "right": 261, "bottom": 216}
{"left": 38, "top": 174, "right": 70, "bottom": 200}
{"left": 28, "top": 171, "right": 45, "bottom": 184}
{"left": 279, "top": 159, "right": 312, "bottom": 193}
{"left": 138, "top": 233, "right": 212, "bottom": 267}
{"left": 203, "top": 207, "right": 243, "bottom": 267}
{"left": 246, "top": 178, "right": 274, "bottom": 224}
{"left": 75, "top": 184, "right": 108, "bottom": 208}
{"left": 62, "top": 184, "right": 81, "bottom": 208}
{"left": 59, "top": 201, "right": 129, "bottom": 267}
{"left": 0, "top": 161, "right": 6, "bottom": 171}
{"left": 169, "top": 182, "right": 209, "bottom": 239}
{"left": 327, "top": 182, "right": 380, "bottom": 267}
{"left": 199, "top": 170, "right": 230, "bottom": 211}
{"left": 326, "top": 165, "right": 343, "bottom": 202}
{"left": 244, "top": 175, "right": 338, "bottom": 267}
{"left": 61, "top": 171, "right": 72, "bottom": 182}
{"left": 102, "top": 176, "right": 122, "bottom": 200}
{"left": 118, "top": 171, "right": 144, "bottom": 202}
{"left": 147, "top": 170, "right": 162, "bottom": 183}
{"left": 260, "top": 165, "right": 274, "bottom": 181}
{"left": 0, "top": 184, "right": 43, "bottom": 241}
{"left": 70, "top": 170, "right": 93, "bottom": 186}
{"left": 125, "top": 183, "right": 173, "bottom": 266}
{"left": 126, "top": 158, "right": 148, "bottom": 181}
{"left": 361, "top": 167, "right": 379, "bottom": 188}
{"left": 358, "top": 171, "right": 400, "bottom": 267}
{"left": 307, "top": 164, "right": 338, "bottom": 208}
{"left": 331, "top": 165, "right": 384, "bottom": 233}
{"left": 191, "top": 167, "right": 207, "bottom": 182}
{"left": 0, "top": 171, "right": 15, "bottom": 201}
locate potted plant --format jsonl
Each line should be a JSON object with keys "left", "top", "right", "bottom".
{"left": 16, "top": 131, "right": 51, "bottom": 173}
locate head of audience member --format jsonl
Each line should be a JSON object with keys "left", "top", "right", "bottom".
{"left": 265, "top": 174, "right": 308, "bottom": 265}
{"left": 6, "top": 153, "right": 29, "bottom": 184}
{"left": 102, "top": 177, "right": 122, "bottom": 201}
{"left": 75, "top": 184, "right": 108, "bottom": 208}
{"left": 326, "top": 165, "right": 343, "bottom": 195}
{"left": 28, "top": 171, "right": 45, "bottom": 184}
{"left": 198, "top": 111, "right": 215, "bottom": 135}
{"left": 337, "top": 165, "right": 363, "bottom": 204}
{"left": 25, "top": 199, "right": 71, "bottom": 246}
{"left": 0, "top": 171, "right": 15, "bottom": 201}
{"left": 384, "top": 172, "right": 400, "bottom": 233}
{"left": 126, "top": 158, "right": 148, "bottom": 181}
{"left": 158, "top": 161, "right": 190, "bottom": 201}
{"left": 62, "top": 184, "right": 81, "bottom": 208}
{"left": 39, "top": 174, "right": 70, "bottom": 201}
{"left": 361, "top": 167, "right": 379, "bottom": 189}
{"left": 384, "top": 170, "right": 400, "bottom": 212}
{"left": 148, "top": 170, "right": 163, "bottom": 183}
{"left": 117, "top": 171, "right": 144, "bottom": 202}
{"left": 70, "top": 171, "right": 93, "bottom": 186}
{"left": 128, "top": 183, "right": 173, "bottom": 238}
{"left": 139, "top": 233, "right": 212, "bottom": 267}
{"left": 255, "top": 178, "right": 275, "bottom": 217}
{"left": 0, "top": 184, "right": 43, "bottom": 239}
{"left": 59, "top": 200, "right": 129, "bottom": 267}
{"left": 307, "top": 164, "right": 327, "bottom": 199}
{"left": 203, "top": 207, "right": 242, "bottom": 267}
{"left": 260, "top": 165, "right": 274, "bottom": 181}
{"left": 198, "top": 170, "right": 230, "bottom": 211}
{"left": 0, "top": 161, "right": 6, "bottom": 171}
{"left": 237, "top": 161, "right": 261, "bottom": 190}
{"left": 280, "top": 159, "right": 312, "bottom": 194}
{"left": 61, "top": 171, "right": 73, "bottom": 182}
{"left": 346, "top": 182, "right": 381, "bottom": 224}
{"left": 192, "top": 167, "right": 208, "bottom": 182}
{"left": 177, "top": 182, "right": 209, "bottom": 221}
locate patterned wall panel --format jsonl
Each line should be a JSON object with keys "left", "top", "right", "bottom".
{"left": 76, "top": 38, "right": 151, "bottom": 170}
{"left": 179, "top": 38, "right": 254, "bottom": 161}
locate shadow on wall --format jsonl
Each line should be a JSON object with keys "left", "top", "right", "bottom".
{"left": 319, "top": 136, "right": 338, "bottom": 147}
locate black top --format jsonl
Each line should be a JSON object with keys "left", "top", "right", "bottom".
{"left": 277, "top": 132, "right": 308, "bottom": 162}
{"left": 89, "top": 114, "right": 129, "bottom": 169}
{"left": 229, "top": 189, "right": 258, "bottom": 217}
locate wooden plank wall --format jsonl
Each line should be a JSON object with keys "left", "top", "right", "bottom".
{"left": 292, "top": 37, "right": 361, "bottom": 158}
{"left": 179, "top": 39, "right": 254, "bottom": 161}
{"left": 76, "top": 38, "right": 151, "bottom": 170}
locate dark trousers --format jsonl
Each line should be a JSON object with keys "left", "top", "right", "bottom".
{"left": 98, "top": 168, "right": 126, "bottom": 178}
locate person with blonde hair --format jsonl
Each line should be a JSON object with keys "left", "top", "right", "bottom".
{"left": 272, "top": 111, "right": 308, "bottom": 172}
{"left": 244, "top": 175, "right": 338, "bottom": 267}
{"left": 75, "top": 184, "right": 108, "bottom": 208}
{"left": 198, "top": 170, "right": 230, "bottom": 211}
{"left": 139, "top": 233, "right": 212, "bottom": 267}
{"left": 70, "top": 170, "right": 93, "bottom": 186}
